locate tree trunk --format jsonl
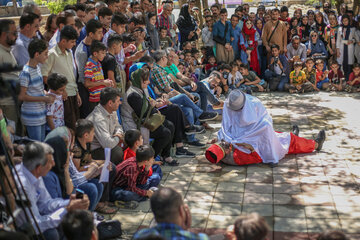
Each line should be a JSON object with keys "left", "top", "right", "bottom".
{"left": 202, "top": 0, "right": 208, "bottom": 9}
{"left": 12, "top": 0, "right": 19, "bottom": 15}
{"left": 335, "top": 0, "right": 344, "bottom": 14}
{"left": 354, "top": 0, "right": 360, "bottom": 15}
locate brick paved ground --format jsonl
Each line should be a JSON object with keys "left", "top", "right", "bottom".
{"left": 108, "top": 92, "right": 360, "bottom": 240}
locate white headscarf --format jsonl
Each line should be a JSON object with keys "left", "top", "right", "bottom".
{"left": 217, "top": 93, "right": 291, "bottom": 163}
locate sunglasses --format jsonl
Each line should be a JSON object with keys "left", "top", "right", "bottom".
{"left": 311, "top": 35, "right": 317, "bottom": 37}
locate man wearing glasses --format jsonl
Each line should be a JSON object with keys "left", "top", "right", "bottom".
{"left": 0, "top": 19, "right": 20, "bottom": 133}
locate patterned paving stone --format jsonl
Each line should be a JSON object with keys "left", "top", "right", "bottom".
{"left": 111, "top": 92, "right": 360, "bottom": 238}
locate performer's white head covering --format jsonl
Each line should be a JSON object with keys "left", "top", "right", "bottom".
{"left": 217, "top": 91, "right": 291, "bottom": 163}
{"left": 227, "top": 90, "right": 246, "bottom": 111}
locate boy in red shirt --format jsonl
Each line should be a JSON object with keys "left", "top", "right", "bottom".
{"left": 345, "top": 63, "right": 360, "bottom": 92}
{"left": 111, "top": 145, "right": 161, "bottom": 203}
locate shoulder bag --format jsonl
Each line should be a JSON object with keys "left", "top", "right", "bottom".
{"left": 213, "top": 22, "right": 229, "bottom": 46}
{"left": 132, "top": 95, "right": 165, "bottom": 132}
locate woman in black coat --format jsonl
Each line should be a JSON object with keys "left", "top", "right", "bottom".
{"left": 176, "top": 4, "right": 198, "bottom": 49}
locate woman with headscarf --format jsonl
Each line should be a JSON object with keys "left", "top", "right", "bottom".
{"left": 146, "top": 12, "right": 160, "bottom": 54}
{"left": 336, "top": 15, "right": 357, "bottom": 80}
{"left": 324, "top": 13, "right": 340, "bottom": 62}
{"left": 206, "top": 90, "right": 326, "bottom": 167}
{"left": 312, "top": 12, "right": 327, "bottom": 44}
{"left": 44, "top": 127, "right": 116, "bottom": 214}
{"left": 125, "top": 68, "right": 186, "bottom": 166}
{"left": 239, "top": 19, "right": 261, "bottom": 76}
{"left": 255, "top": 19, "right": 266, "bottom": 78}
{"left": 306, "top": 31, "right": 328, "bottom": 60}
{"left": 300, "top": 15, "right": 311, "bottom": 43}
{"left": 176, "top": 4, "right": 198, "bottom": 49}
{"left": 43, "top": 136, "right": 73, "bottom": 199}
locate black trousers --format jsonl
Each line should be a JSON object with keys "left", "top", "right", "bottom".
{"left": 159, "top": 104, "right": 187, "bottom": 144}
{"left": 150, "top": 120, "right": 174, "bottom": 158}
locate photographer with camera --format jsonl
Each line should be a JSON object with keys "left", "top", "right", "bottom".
{"left": 264, "top": 44, "right": 290, "bottom": 91}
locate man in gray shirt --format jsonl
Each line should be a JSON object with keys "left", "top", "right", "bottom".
{"left": 287, "top": 35, "right": 307, "bottom": 68}
{"left": 87, "top": 87, "right": 124, "bottom": 165}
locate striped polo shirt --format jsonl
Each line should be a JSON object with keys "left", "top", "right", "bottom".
{"left": 20, "top": 65, "right": 46, "bottom": 126}
{"left": 84, "top": 57, "right": 106, "bottom": 102}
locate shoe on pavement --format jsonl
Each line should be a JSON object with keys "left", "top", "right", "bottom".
{"left": 292, "top": 125, "right": 300, "bottom": 136}
{"left": 199, "top": 112, "right": 218, "bottom": 122}
{"left": 187, "top": 140, "right": 205, "bottom": 147}
{"left": 315, "top": 130, "right": 326, "bottom": 151}
{"left": 175, "top": 147, "right": 195, "bottom": 158}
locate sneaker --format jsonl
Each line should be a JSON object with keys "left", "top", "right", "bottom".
{"left": 199, "top": 112, "right": 218, "bottom": 122}
{"left": 175, "top": 147, "right": 195, "bottom": 158}
{"left": 184, "top": 125, "right": 205, "bottom": 135}
{"left": 246, "top": 89, "right": 253, "bottom": 95}
{"left": 187, "top": 140, "right": 205, "bottom": 147}
{"left": 193, "top": 125, "right": 205, "bottom": 134}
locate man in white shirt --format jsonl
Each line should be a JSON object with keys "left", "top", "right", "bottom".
{"left": 15, "top": 141, "right": 89, "bottom": 240}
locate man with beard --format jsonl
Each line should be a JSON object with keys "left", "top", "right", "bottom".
{"left": 0, "top": 19, "right": 21, "bottom": 133}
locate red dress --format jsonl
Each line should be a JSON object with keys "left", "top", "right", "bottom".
{"left": 239, "top": 27, "right": 261, "bottom": 76}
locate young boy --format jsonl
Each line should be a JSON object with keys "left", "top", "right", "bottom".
{"left": 239, "top": 63, "right": 267, "bottom": 92}
{"left": 159, "top": 26, "right": 174, "bottom": 49}
{"left": 101, "top": 33, "right": 124, "bottom": 93}
{"left": 111, "top": 145, "right": 161, "bottom": 203}
{"left": 345, "top": 63, "right": 360, "bottom": 92}
{"left": 205, "top": 55, "right": 217, "bottom": 75}
{"left": 288, "top": 62, "right": 307, "bottom": 93}
{"left": 46, "top": 73, "right": 68, "bottom": 131}
{"left": 228, "top": 61, "right": 244, "bottom": 90}
{"left": 41, "top": 25, "right": 80, "bottom": 130}
{"left": 18, "top": 39, "right": 55, "bottom": 141}
{"left": 302, "top": 58, "right": 319, "bottom": 91}
{"left": 84, "top": 40, "right": 114, "bottom": 112}
{"left": 327, "top": 61, "right": 345, "bottom": 91}
{"left": 315, "top": 59, "right": 329, "bottom": 90}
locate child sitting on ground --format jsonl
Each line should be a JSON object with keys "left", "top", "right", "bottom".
{"left": 84, "top": 40, "right": 114, "bottom": 112}
{"left": 327, "top": 61, "right": 345, "bottom": 91}
{"left": 111, "top": 145, "right": 161, "bottom": 203}
{"left": 239, "top": 63, "right": 267, "bottom": 92}
{"left": 345, "top": 63, "right": 360, "bottom": 92}
{"left": 205, "top": 55, "right": 217, "bottom": 75}
{"left": 46, "top": 73, "right": 68, "bottom": 131}
{"left": 288, "top": 62, "right": 307, "bottom": 93}
{"left": 123, "top": 129, "right": 162, "bottom": 180}
{"left": 302, "top": 58, "right": 319, "bottom": 91}
{"left": 228, "top": 61, "right": 245, "bottom": 90}
{"left": 315, "top": 59, "right": 329, "bottom": 90}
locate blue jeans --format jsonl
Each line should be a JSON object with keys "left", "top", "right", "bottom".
{"left": 184, "top": 82, "right": 220, "bottom": 111}
{"left": 169, "top": 93, "right": 203, "bottom": 119}
{"left": 26, "top": 124, "right": 46, "bottom": 142}
{"left": 181, "top": 107, "right": 196, "bottom": 142}
{"left": 264, "top": 70, "right": 289, "bottom": 91}
{"left": 78, "top": 178, "right": 104, "bottom": 211}
{"left": 317, "top": 78, "right": 329, "bottom": 89}
{"left": 110, "top": 170, "right": 161, "bottom": 202}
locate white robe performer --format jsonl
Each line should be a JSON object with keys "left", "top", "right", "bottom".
{"left": 216, "top": 90, "right": 324, "bottom": 165}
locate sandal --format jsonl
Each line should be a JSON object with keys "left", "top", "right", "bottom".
{"left": 95, "top": 202, "right": 118, "bottom": 214}
{"left": 114, "top": 200, "right": 139, "bottom": 209}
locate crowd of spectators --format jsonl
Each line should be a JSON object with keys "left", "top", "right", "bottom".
{"left": 0, "top": 0, "right": 357, "bottom": 239}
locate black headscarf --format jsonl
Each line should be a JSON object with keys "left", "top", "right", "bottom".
{"left": 176, "top": 4, "right": 196, "bottom": 31}
{"left": 45, "top": 136, "right": 68, "bottom": 198}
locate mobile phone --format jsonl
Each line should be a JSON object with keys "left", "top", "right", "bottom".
{"left": 75, "top": 188, "right": 84, "bottom": 199}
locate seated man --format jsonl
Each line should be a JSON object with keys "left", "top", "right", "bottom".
{"left": 15, "top": 141, "right": 89, "bottom": 240}
{"left": 111, "top": 145, "right": 161, "bottom": 203}
{"left": 87, "top": 87, "right": 124, "bottom": 165}
{"left": 264, "top": 44, "right": 290, "bottom": 91}
{"left": 286, "top": 35, "right": 307, "bottom": 69}
{"left": 133, "top": 187, "right": 209, "bottom": 240}
{"left": 207, "top": 90, "right": 326, "bottom": 167}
